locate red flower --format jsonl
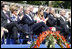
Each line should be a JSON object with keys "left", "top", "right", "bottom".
{"left": 61, "top": 36, "right": 66, "bottom": 41}
{"left": 57, "top": 31, "right": 60, "bottom": 33}
{"left": 38, "top": 36, "right": 42, "bottom": 43}
{"left": 66, "top": 43, "right": 70, "bottom": 48}
{"left": 53, "top": 31, "right": 57, "bottom": 33}
{"left": 63, "top": 40, "right": 66, "bottom": 42}
{"left": 56, "top": 34, "right": 59, "bottom": 37}
{"left": 42, "top": 32, "right": 46, "bottom": 37}
{"left": 49, "top": 31, "right": 52, "bottom": 34}
{"left": 57, "top": 37, "right": 59, "bottom": 39}
{"left": 36, "top": 40, "right": 40, "bottom": 47}
{"left": 49, "top": 27, "right": 52, "bottom": 30}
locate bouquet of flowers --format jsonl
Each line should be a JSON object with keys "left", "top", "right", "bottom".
{"left": 30, "top": 30, "right": 71, "bottom": 48}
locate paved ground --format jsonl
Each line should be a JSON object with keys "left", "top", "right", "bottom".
{"left": 1, "top": 44, "right": 71, "bottom": 48}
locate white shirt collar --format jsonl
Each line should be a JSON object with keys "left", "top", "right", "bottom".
{"left": 3, "top": 10, "right": 7, "bottom": 14}
{"left": 61, "top": 16, "right": 65, "bottom": 21}
{"left": 26, "top": 14, "right": 32, "bottom": 20}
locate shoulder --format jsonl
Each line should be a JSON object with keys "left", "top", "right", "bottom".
{"left": 24, "top": 15, "right": 28, "bottom": 18}
{"left": 21, "top": 15, "right": 27, "bottom": 20}
{"left": 1, "top": 10, "right": 4, "bottom": 15}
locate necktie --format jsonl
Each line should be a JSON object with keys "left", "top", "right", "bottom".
{"left": 62, "top": 16, "right": 65, "bottom": 22}
{"left": 5, "top": 13, "right": 9, "bottom": 19}
{"left": 5, "top": 13, "right": 11, "bottom": 23}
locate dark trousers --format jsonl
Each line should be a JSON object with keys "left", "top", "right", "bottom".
{"left": 61, "top": 23, "right": 70, "bottom": 34}
{"left": 31, "top": 22, "right": 49, "bottom": 32}
{"left": 3, "top": 22, "right": 31, "bottom": 43}
{"left": 3, "top": 22, "right": 29, "bottom": 34}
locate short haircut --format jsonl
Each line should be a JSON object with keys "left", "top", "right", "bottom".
{"left": 60, "top": 9, "right": 66, "bottom": 13}
{"left": 1, "top": 4, "right": 8, "bottom": 10}
{"left": 10, "top": 6, "right": 18, "bottom": 13}
{"left": 45, "top": 8, "right": 49, "bottom": 11}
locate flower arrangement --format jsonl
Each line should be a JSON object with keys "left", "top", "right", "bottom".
{"left": 30, "top": 30, "right": 71, "bottom": 48}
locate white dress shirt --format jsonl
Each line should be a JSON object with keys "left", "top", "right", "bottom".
{"left": 61, "top": 16, "right": 66, "bottom": 22}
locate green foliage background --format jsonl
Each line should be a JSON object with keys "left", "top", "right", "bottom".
{"left": 4, "top": 1, "right": 71, "bottom": 9}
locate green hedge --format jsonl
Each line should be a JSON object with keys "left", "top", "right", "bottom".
{"left": 4, "top": 1, "right": 71, "bottom": 9}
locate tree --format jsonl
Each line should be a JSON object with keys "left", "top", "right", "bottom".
{"left": 52, "top": 1, "right": 64, "bottom": 8}
{"left": 27, "top": 1, "right": 42, "bottom": 5}
{"left": 4, "top": 1, "right": 71, "bottom": 9}
{"left": 52, "top": 1, "right": 71, "bottom": 9}
{"left": 4, "top": 1, "right": 24, "bottom": 4}
{"left": 63, "top": 1, "right": 71, "bottom": 9}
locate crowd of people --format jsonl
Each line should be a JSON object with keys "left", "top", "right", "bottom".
{"left": 1, "top": 1, "right": 71, "bottom": 44}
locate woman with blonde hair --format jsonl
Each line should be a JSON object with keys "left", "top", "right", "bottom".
{"left": 34, "top": 9, "right": 48, "bottom": 24}
{"left": 10, "top": 5, "right": 24, "bottom": 21}
{"left": 34, "top": 9, "right": 56, "bottom": 32}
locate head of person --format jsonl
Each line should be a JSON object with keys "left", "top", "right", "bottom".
{"left": 29, "top": 5, "right": 34, "bottom": 12}
{"left": 39, "top": 5, "right": 44, "bottom": 10}
{"left": 60, "top": 9, "right": 66, "bottom": 16}
{"left": 10, "top": 6, "right": 18, "bottom": 16}
{"left": 45, "top": 8, "right": 49, "bottom": 13}
{"left": 37, "top": 9, "right": 44, "bottom": 19}
{"left": 1, "top": 4, "right": 9, "bottom": 11}
{"left": 25, "top": 7, "right": 30, "bottom": 14}
{"left": 1, "top": 1, "right": 7, "bottom": 5}
{"left": 19, "top": 6, "right": 24, "bottom": 12}
{"left": 10, "top": 3, "right": 16, "bottom": 7}
{"left": 49, "top": 8, "right": 55, "bottom": 14}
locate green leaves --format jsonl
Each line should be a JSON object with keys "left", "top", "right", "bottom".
{"left": 5, "top": 1, "right": 71, "bottom": 9}
{"left": 45, "top": 34, "right": 55, "bottom": 48}
{"left": 30, "top": 41, "right": 36, "bottom": 48}
{"left": 27, "top": 1, "right": 42, "bottom": 5}
{"left": 52, "top": 1, "right": 71, "bottom": 9}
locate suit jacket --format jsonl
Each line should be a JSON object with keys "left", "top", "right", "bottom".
{"left": 30, "top": 11, "right": 35, "bottom": 18}
{"left": 57, "top": 16, "right": 70, "bottom": 33}
{"left": 1, "top": 10, "right": 11, "bottom": 27}
{"left": 43, "top": 12, "right": 49, "bottom": 18}
{"left": 58, "top": 16, "right": 67, "bottom": 25}
{"left": 46, "top": 13, "right": 57, "bottom": 27}
{"left": 20, "top": 14, "right": 36, "bottom": 26}
{"left": 20, "top": 14, "right": 49, "bottom": 33}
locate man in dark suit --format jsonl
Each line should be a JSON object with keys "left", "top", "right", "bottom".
{"left": 1, "top": 4, "right": 18, "bottom": 44}
{"left": 20, "top": 7, "right": 49, "bottom": 35}
{"left": 1, "top": 4, "right": 30, "bottom": 44}
{"left": 29, "top": 6, "right": 35, "bottom": 18}
{"left": 44, "top": 8, "right": 49, "bottom": 19}
{"left": 44, "top": 8, "right": 63, "bottom": 32}
{"left": 45, "top": 8, "right": 57, "bottom": 27}
{"left": 57, "top": 10, "right": 70, "bottom": 39}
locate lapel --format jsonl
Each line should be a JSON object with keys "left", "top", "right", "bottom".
{"left": 63, "top": 16, "right": 67, "bottom": 20}
{"left": 26, "top": 14, "right": 33, "bottom": 21}
{"left": 29, "top": 14, "right": 34, "bottom": 21}
{"left": 1, "top": 10, "right": 7, "bottom": 19}
{"left": 50, "top": 14, "right": 55, "bottom": 18}
{"left": 60, "top": 17, "right": 64, "bottom": 22}
{"left": 2, "top": 11, "right": 12, "bottom": 22}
